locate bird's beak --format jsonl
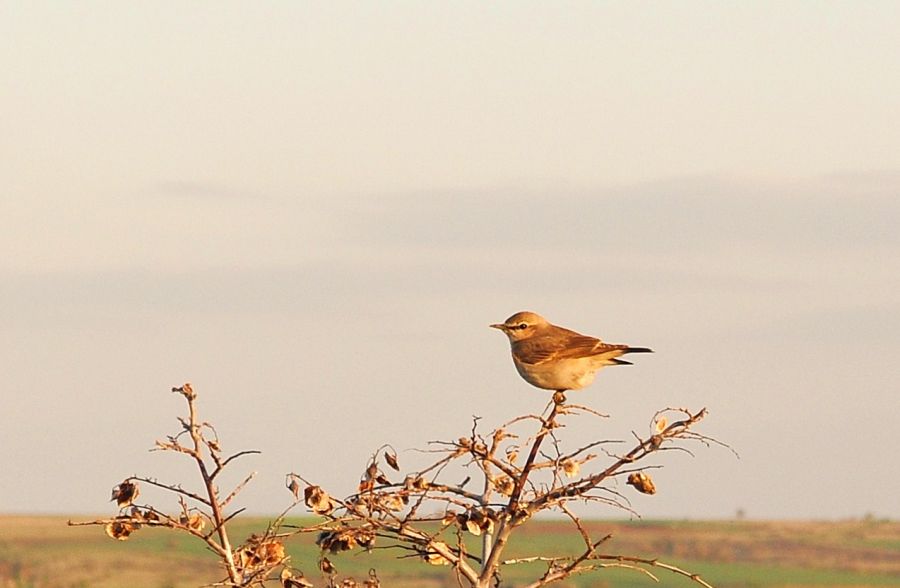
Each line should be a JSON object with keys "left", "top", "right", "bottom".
{"left": 489, "top": 323, "right": 505, "bottom": 331}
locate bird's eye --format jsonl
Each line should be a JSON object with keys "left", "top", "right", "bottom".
{"left": 517, "top": 323, "right": 528, "bottom": 330}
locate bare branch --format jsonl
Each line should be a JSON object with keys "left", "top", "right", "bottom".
{"left": 220, "top": 471, "right": 257, "bottom": 508}
{"left": 125, "top": 475, "right": 212, "bottom": 506}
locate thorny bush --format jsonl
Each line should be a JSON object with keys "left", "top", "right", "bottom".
{"left": 71, "top": 385, "right": 730, "bottom": 588}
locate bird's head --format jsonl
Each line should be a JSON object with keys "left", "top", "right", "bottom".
{"left": 490, "top": 311, "right": 548, "bottom": 341}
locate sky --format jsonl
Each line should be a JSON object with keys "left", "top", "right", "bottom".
{"left": 1, "top": 2, "right": 898, "bottom": 521}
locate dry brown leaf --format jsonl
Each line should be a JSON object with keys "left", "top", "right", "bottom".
{"left": 384, "top": 451, "right": 399, "bottom": 471}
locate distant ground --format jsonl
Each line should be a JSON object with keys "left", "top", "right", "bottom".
{"left": 1, "top": 516, "right": 898, "bottom": 587}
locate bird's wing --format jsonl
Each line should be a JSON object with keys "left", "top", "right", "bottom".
{"left": 515, "top": 332, "right": 627, "bottom": 365}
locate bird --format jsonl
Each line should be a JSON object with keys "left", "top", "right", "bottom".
{"left": 490, "top": 311, "right": 652, "bottom": 392}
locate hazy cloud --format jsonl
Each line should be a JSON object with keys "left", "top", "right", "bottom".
{"left": 345, "top": 174, "right": 900, "bottom": 255}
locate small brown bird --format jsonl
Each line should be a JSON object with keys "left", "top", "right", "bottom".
{"left": 490, "top": 311, "right": 652, "bottom": 392}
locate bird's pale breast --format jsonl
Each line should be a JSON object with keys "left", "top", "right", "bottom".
{"left": 512, "top": 355, "right": 598, "bottom": 390}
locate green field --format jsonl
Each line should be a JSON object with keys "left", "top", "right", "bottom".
{"left": 1, "top": 516, "right": 898, "bottom": 587}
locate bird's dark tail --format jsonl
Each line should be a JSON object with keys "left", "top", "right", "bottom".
{"left": 599, "top": 345, "right": 653, "bottom": 366}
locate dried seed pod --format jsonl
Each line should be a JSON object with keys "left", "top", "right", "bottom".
{"left": 465, "top": 508, "right": 494, "bottom": 535}
{"left": 465, "top": 509, "right": 487, "bottom": 536}
{"left": 237, "top": 534, "right": 284, "bottom": 570}
{"left": 180, "top": 512, "right": 206, "bottom": 532}
{"left": 655, "top": 417, "right": 668, "bottom": 433}
{"left": 363, "top": 568, "right": 380, "bottom": 588}
{"left": 287, "top": 477, "right": 301, "bottom": 500}
{"left": 627, "top": 471, "right": 657, "bottom": 495}
{"left": 494, "top": 476, "right": 515, "bottom": 496}
{"left": 481, "top": 511, "right": 496, "bottom": 535}
{"left": 355, "top": 529, "right": 375, "bottom": 549}
{"left": 316, "top": 530, "right": 345, "bottom": 553}
{"left": 316, "top": 530, "right": 336, "bottom": 550}
{"left": 320, "top": 556, "right": 336, "bottom": 574}
{"left": 465, "top": 517, "right": 482, "bottom": 536}
{"left": 281, "top": 568, "right": 314, "bottom": 588}
{"left": 423, "top": 542, "right": 452, "bottom": 566}
{"left": 111, "top": 480, "right": 140, "bottom": 507}
{"left": 561, "top": 459, "right": 580, "bottom": 478}
{"left": 304, "top": 485, "right": 336, "bottom": 515}
{"left": 380, "top": 494, "right": 404, "bottom": 512}
{"left": 105, "top": 516, "right": 140, "bottom": 541}
{"left": 252, "top": 539, "right": 285, "bottom": 565}
{"left": 384, "top": 451, "right": 400, "bottom": 471}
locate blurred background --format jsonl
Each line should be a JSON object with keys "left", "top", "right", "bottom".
{"left": 1, "top": 2, "right": 898, "bottom": 521}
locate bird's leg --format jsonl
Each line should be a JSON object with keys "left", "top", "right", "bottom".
{"left": 553, "top": 390, "right": 567, "bottom": 405}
